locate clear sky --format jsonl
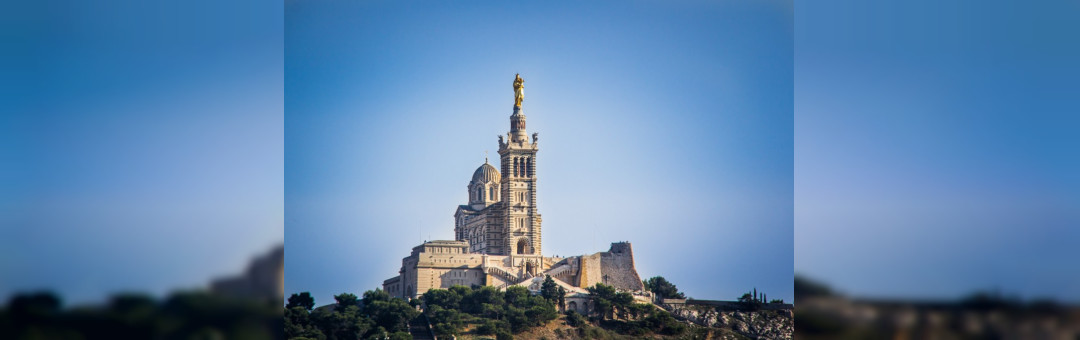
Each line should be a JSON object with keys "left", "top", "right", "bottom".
{"left": 795, "top": 0, "right": 1080, "bottom": 302}
{"left": 0, "top": 0, "right": 284, "bottom": 305}
{"left": 286, "top": 1, "right": 793, "bottom": 305}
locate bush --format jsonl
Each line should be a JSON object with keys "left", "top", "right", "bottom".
{"left": 564, "top": 310, "right": 586, "bottom": 328}
{"left": 583, "top": 325, "right": 615, "bottom": 339}
{"left": 495, "top": 328, "right": 513, "bottom": 340}
{"left": 475, "top": 319, "right": 499, "bottom": 335}
{"left": 639, "top": 310, "right": 685, "bottom": 335}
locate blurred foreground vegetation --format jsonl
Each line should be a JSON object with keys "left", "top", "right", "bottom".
{"left": 0, "top": 291, "right": 282, "bottom": 340}
{"left": 794, "top": 275, "right": 1080, "bottom": 340}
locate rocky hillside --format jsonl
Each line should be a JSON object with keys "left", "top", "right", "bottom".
{"left": 665, "top": 304, "right": 793, "bottom": 340}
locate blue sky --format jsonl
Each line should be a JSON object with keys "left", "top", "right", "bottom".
{"left": 286, "top": 0, "right": 794, "bottom": 305}
{"left": 795, "top": 0, "right": 1080, "bottom": 302}
{"left": 9, "top": 0, "right": 1070, "bottom": 310}
{"left": 0, "top": 0, "right": 283, "bottom": 305}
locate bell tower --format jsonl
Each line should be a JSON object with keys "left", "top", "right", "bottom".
{"left": 498, "top": 74, "right": 541, "bottom": 259}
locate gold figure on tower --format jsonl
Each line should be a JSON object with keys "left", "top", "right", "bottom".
{"left": 513, "top": 73, "right": 525, "bottom": 107}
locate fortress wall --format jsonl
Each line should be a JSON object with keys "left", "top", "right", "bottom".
{"left": 383, "top": 276, "right": 402, "bottom": 298}
{"left": 417, "top": 253, "right": 485, "bottom": 267}
{"left": 599, "top": 242, "right": 645, "bottom": 291}
{"left": 436, "top": 268, "right": 486, "bottom": 288}
{"left": 486, "top": 272, "right": 510, "bottom": 287}
{"left": 404, "top": 252, "right": 487, "bottom": 297}
{"left": 414, "top": 267, "right": 486, "bottom": 297}
{"left": 578, "top": 253, "right": 604, "bottom": 288}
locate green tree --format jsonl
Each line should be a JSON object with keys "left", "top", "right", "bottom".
{"left": 448, "top": 285, "right": 472, "bottom": 303}
{"left": 361, "top": 289, "right": 390, "bottom": 306}
{"left": 475, "top": 319, "right": 499, "bottom": 335}
{"left": 363, "top": 294, "right": 418, "bottom": 333}
{"left": 503, "top": 286, "right": 530, "bottom": 308}
{"left": 639, "top": 309, "right": 685, "bottom": 335}
{"left": 564, "top": 310, "right": 586, "bottom": 328}
{"left": 737, "top": 292, "right": 762, "bottom": 311}
{"left": 540, "top": 275, "right": 561, "bottom": 303}
{"left": 525, "top": 303, "right": 558, "bottom": 327}
{"left": 422, "top": 288, "right": 462, "bottom": 310}
{"left": 504, "top": 305, "right": 529, "bottom": 332}
{"left": 288, "top": 292, "right": 317, "bottom": 311}
{"left": 556, "top": 286, "right": 566, "bottom": 310}
{"left": 285, "top": 306, "right": 326, "bottom": 340}
{"left": 426, "top": 305, "right": 464, "bottom": 338}
{"left": 642, "top": 276, "right": 686, "bottom": 300}
{"left": 311, "top": 301, "right": 373, "bottom": 340}
{"left": 587, "top": 283, "right": 633, "bottom": 320}
{"left": 462, "top": 286, "right": 503, "bottom": 315}
{"left": 333, "top": 293, "right": 359, "bottom": 310}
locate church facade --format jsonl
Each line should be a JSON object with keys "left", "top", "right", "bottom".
{"left": 382, "top": 76, "right": 646, "bottom": 305}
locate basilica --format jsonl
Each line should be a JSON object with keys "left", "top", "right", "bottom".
{"left": 381, "top": 75, "right": 647, "bottom": 313}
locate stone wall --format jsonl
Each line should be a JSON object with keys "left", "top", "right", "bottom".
{"left": 386, "top": 241, "right": 649, "bottom": 300}
{"left": 562, "top": 242, "right": 646, "bottom": 292}
{"left": 599, "top": 242, "right": 645, "bottom": 291}
{"left": 577, "top": 253, "right": 603, "bottom": 288}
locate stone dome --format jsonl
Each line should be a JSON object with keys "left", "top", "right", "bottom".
{"left": 471, "top": 162, "right": 500, "bottom": 184}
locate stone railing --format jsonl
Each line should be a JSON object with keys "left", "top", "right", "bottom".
{"left": 543, "top": 264, "right": 575, "bottom": 284}
{"left": 542, "top": 257, "right": 560, "bottom": 268}
{"left": 487, "top": 267, "right": 518, "bottom": 287}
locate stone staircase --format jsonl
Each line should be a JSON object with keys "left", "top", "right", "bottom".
{"left": 543, "top": 263, "right": 575, "bottom": 284}
{"left": 409, "top": 313, "right": 435, "bottom": 340}
{"left": 543, "top": 257, "right": 559, "bottom": 268}
{"left": 487, "top": 267, "right": 519, "bottom": 287}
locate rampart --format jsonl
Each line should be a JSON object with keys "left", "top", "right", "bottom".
{"left": 599, "top": 242, "right": 645, "bottom": 291}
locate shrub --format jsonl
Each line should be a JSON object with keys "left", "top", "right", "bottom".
{"left": 564, "top": 310, "right": 586, "bottom": 328}
{"left": 639, "top": 310, "right": 685, "bottom": 335}
{"left": 495, "top": 328, "right": 514, "bottom": 340}
{"left": 476, "top": 319, "right": 498, "bottom": 335}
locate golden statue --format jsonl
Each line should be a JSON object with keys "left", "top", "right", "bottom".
{"left": 513, "top": 73, "right": 525, "bottom": 107}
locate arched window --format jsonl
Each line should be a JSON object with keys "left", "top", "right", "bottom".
{"left": 513, "top": 158, "right": 519, "bottom": 177}
{"left": 489, "top": 186, "right": 494, "bottom": 200}
{"left": 526, "top": 157, "right": 531, "bottom": 177}
{"left": 517, "top": 239, "right": 529, "bottom": 254}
